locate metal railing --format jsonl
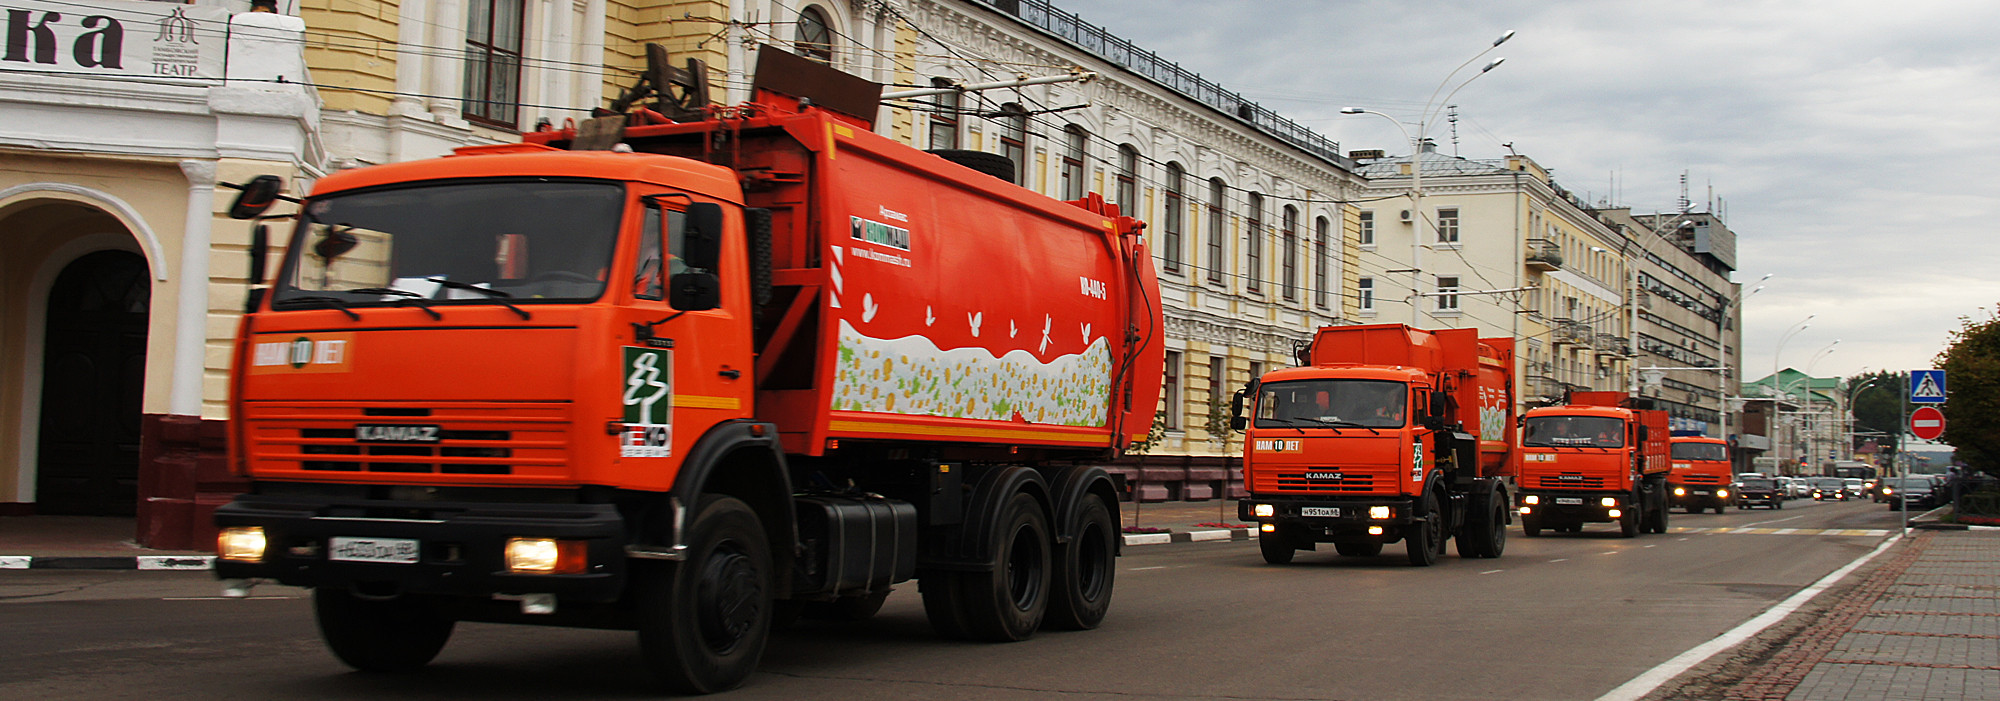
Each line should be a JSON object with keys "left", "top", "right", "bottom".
{"left": 1526, "top": 238, "right": 1563, "bottom": 269}
{"left": 981, "top": 0, "right": 1343, "bottom": 164}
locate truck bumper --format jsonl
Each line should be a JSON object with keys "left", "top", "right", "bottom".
{"left": 1669, "top": 487, "right": 1728, "bottom": 509}
{"left": 1239, "top": 496, "right": 1417, "bottom": 542}
{"left": 1516, "top": 491, "right": 1625, "bottom": 524}
{"left": 213, "top": 493, "right": 628, "bottom": 603}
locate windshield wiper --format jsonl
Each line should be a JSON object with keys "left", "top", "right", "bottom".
{"left": 426, "top": 278, "right": 531, "bottom": 320}
{"left": 347, "top": 288, "right": 443, "bottom": 320}
{"left": 272, "top": 295, "right": 360, "bottom": 320}
{"left": 1261, "top": 417, "right": 1381, "bottom": 435}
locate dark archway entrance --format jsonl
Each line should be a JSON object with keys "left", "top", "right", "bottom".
{"left": 36, "top": 250, "right": 150, "bottom": 515}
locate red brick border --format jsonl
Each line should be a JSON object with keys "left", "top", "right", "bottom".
{"left": 1718, "top": 531, "right": 1934, "bottom": 701}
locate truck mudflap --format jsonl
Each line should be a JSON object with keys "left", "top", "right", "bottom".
{"left": 1239, "top": 496, "right": 1420, "bottom": 535}
{"left": 213, "top": 494, "right": 627, "bottom": 602}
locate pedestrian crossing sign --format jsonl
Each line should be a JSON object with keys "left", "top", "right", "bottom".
{"left": 1910, "top": 369, "right": 1946, "bottom": 403}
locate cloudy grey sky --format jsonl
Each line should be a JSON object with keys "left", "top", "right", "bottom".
{"left": 1054, "top": 0, "right": 2000, "bottom": 384}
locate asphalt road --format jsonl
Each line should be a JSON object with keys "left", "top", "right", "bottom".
{"left": 0, "top": 498, "right": 1915, "bottom": 700}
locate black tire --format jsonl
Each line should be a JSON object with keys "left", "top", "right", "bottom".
{"left": 1259, "top": 528, "right": 1296, "bottom": 565}
{"left": 1656, "top": 501, "right": 1671, "bottom": 533}
{"left": 1619, "top": 505, "right": 1641, "bottom": 538}
{"left": 801, "top": 590, "right": 891, "bottom": 621}
{"left": 929, "top": 149, "right": 1016, "bottom": 183}
{"left": 1713, "top": 504, "right": 1726, "bottom": 515}
{"left": 1456, "top": 496, "right": 1506, "bottom": 558}
{"left": 1334, "top": 541, "right": 1383, "bottom": 557}
{"left": 313, "top": 588, "right": 455, "bottom": 673}
{"left": 1521, "top": 515, "right": 1542, "bottom": 538}
{"left": 1405, "top": 486, "right": 1443, "bottom": 567}
{"left": 920, "top": 571, "right": 974, "bottom": 639}
{"left": 636, "top": 496, "right": 774, "bottom": 695}
{"left": 1776, "top": 499, "right": 1784, "bottom": 510}
{"left": 959, "top": 492, "right": 1052, "bottom": 642}
{"left": 1046, "top": 494, "right": 1116, "bottom": 631}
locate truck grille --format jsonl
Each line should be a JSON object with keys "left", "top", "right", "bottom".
{"left": 1254, "top": 467, "right": 1394, "bottom": 494}
{"left": 1682, "top": 474, "right": 1725, "bottom": 485}
{"left": 244, "top": 402, "right": 572, "bottom": 481}
{"left": 1533, "top": 474, "right": 1606, "bottom": 489}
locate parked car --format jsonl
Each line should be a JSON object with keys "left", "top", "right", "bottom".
{"left": 1735, "top": 477, "right": 1784, "bottom": 510}
{"left": 1773, "top": 476, "right": 1801, "bottom": 500}
{"left": 1882, "top": 476, "right": 1940, "bottom": 510}
{"left": 1809, "top": 477, "right": 1850, "bottom": 501}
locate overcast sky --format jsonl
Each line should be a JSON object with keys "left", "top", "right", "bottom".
{"left": 1054, "top": 0, "right": 2000, "bottom": 385}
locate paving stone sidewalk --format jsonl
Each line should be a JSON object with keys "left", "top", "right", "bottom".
{"left": 1652, "top": 529, "right": 2000, "bottom": 701}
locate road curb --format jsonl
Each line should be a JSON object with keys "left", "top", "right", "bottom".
{"left": 1121, "top": 528, "right": 1252, "bottom": 547}
{"left": 0, "top": 555, "right": 215, "bottom": 571}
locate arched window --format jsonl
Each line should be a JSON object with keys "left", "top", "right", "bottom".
{"left": 998, "top": 103, "right": 1028, "bottom": 186}
{"left": 1060, "top": 125, "right": 1088, "bottom": 200}
{"left": 794, "top": 6, "right": 833, "bottom": 64}
{"left": 927, "top": 78, "right": 958, "bottom": 149}
{"left": 1206, "top": 178, "right": 1227, "bottom": 284}
{"left": 1162, "top": 162, "right": 1184, "bottom": 273}
{"left": 1313, "top": 216, "right": 1330, "bottom": 309}
{"left": 1245, "top": 191, "right": 1263, "bottom": 293}
{"left": 1281, "top": 205, "right": 1299, "bottom": 301}
{"left": 1115, "top": 145, "right": 1139, "bottom": 217}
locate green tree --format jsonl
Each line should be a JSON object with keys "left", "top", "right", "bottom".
{"left": 1936, "top": 307, "right": 2000, "bottom": 476}
{"left": 1845, "top": 369, "right": 1903, "bottom": 456}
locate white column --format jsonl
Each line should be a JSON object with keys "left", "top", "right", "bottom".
{"left": 580, "top": 0, "right": 607, "bottom": 111}
{"left": 543, "top": 0, "right": 575, "bottom": 121}
{"left": 428, "top": 0, "right": 468, "bottom": 122}
{"left": 169, "top": 160, "right": 217, "bottom": 417}
{"left": 726, "top": 0, "right": 748, "bottom": 105}
{"left": 392, "top": 0, "right": 430, "bottom": 117}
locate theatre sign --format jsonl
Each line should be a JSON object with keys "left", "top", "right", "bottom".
{"left": 3, "top": 0, "right": 229, "bottom": 82}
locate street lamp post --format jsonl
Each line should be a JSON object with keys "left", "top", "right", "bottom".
{"left": 1800, "top": 339, "right": 1839, "bottom": 468}
{"left": 1341, "top": 29, "right": 1512, "bottom": 326}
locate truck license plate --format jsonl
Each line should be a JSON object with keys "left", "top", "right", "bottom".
{"left": 1554, "top": 497, "right": 1583, "bottom": 505}
{"left": 1693, "top": 490, "right": 1711, "bottom": 496}
{"left": 329, "top": 537, "right": 420, "bottom": 564}
{"left": 1300, "top": 507, "right": 1341, "bottom": 518}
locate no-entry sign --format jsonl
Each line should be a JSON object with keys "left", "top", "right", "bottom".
{"left": 1911, "top": 406, "right": 1945, "bottom": 441}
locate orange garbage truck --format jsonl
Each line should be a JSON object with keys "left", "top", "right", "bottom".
{"left": 1514, "top": 392, "right": 1671, "bottom": 537}
{"left": 1669, "top": 435, "right": 1734, "bottom": 513}
{"left": 210, "top": 47, "right": 1162, "bottom": 693}
{"left": 1233, "top": 324, "right": 1517, "bottom": 566}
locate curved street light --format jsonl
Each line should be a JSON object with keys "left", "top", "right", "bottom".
{"left": 1341, "top": 29, "right": 1513, "bottom": 326}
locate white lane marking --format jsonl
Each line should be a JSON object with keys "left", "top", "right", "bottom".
{"left": 1678, "top": 538, "right": 1690, "bottom": 542}
{"left": 1773, "top": 528, "right": 1799, "bottom": 535}
{"left": 1644, "top": 545, "right": 1657, "bottom": 548}
{"left": 1480, "top": 569, "right": 1504, "bottom": 575}
{"left": 1601, "top": 551, "right": 1619, "bottom": 555}
{"left": 1594, "top": 531, "right": 1904, "bottom": 701}
{"left": 1549, "top": 558, "right": 1568, "bottom": 563}
{"left": 161, "top": 596, "right": 297, "bottom": 601}
{"left": 1128, "top": 566, "right": 1168, "bottom": 571}
{"left": 1742, "top": 515, "right": 1805, "bottom": 528}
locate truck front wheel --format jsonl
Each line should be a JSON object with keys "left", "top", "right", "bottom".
{"left": 313, "top": 588, "right": 454, "bottom": 672}
{"left": 1456, "top": 495, "right": 1506, "bottom": 558}
{"left": 636, "top": 495, "right": 774, "bottom": 695}
{"left": 1405, "top": 487, "right": 1444, "bottom": 567}
{"left": 1259, "top": 527, "right": 1297, "bottom": 564}
{"left": 1046, "top": 494, "right": 1116, "bottom": 630}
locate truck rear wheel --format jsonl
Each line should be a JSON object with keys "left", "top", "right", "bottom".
{"left": 960, "top": 492, "right": 1052, "bottom": 641}
{"left": 1405, "top": 487, "right": 1443, "bottom": 567}
{"left": 636, "top": 495, "right": 773, "bottom": 695}
{"left": 1456, "top": 497, "right": 1506, "bottom": 558}
{"left": 1258, "top": 528, "right": 1297, "bottom": 564}
{"left": 1618, "top": 506, "right": 1641, "bottom": 538}
{"left": 313, "top": 588, "right": 454, "bottom": 672}
{"left": 1046, "top": 494, "right": 1116, "bottom": 630}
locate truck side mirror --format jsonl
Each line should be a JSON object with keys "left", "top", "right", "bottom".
{"left": 227, "top": 175, "right": 284, "bottom": 219}
{"left": 1429, "top": 390, "right": 1451, "bottom": 418}
{"left": 1229, "top": 389, "right": 1247, "bottom": 431}
{"left": 683, "top": 202, "right": 724, "bottom": 270}
{"left": 249, "top": 223, "right": 270, "bottom": 284}
{"left": 669, "top": 271, "right": 720, "bottom": 311}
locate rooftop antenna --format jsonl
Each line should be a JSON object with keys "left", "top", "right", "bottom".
{"left": 1677, "top": 171, "right": 1691, "bottom": 214}
{"left": 1447, "top": 104, "right": 1460, "bottom": 156}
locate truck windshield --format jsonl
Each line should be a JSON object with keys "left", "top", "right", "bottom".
{"left": 1522, "top": 415, "right": 1624, "bottom": 448}
{"left": 273, "top": 180, "right": 625, "bottom": 307}
{"left": 1671, "top": 442, "right": 1727, "bottom": 461}
{"left": 1255, "top": 379, "right": 1406, "bottom": 429}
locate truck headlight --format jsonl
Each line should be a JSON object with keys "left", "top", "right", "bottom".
{"left": 1607, "top": 508, "right": 1623, "bottom": 519}
{"left": 1717, "top": 489, "right": 1729, "bottom": 498}
{"left": 1260, "top": 523, "right": 1276, "bottom": 533}
{"left": 1600, "top": 497, "right": 1618, "bottom": 507}
{"left": 1673, "top": 487, "right": 1686, "bottom": 496}
{"left": 1254, "top": 503, "right": 1275, "bottom": 518}
{"left": 1367, "top": 526, "right": 1384, "bottom": 535}
{"left": 1523, "top": 495, "right": 1540, "bottom": 505}
{"left": 217, "top": 526, "right": 266, "bottom": 562}
{"left": 1369, "top": 506, "right": 1391, "bottom": 520}
{"left": 1519, "top": 506, "right": 1533, "bottom": 515}
{"left": 1883, "top": 488, "right": 1894, "bottom": 495}
{"left": 505, "top": 537, "right": 588, "bottom": 574}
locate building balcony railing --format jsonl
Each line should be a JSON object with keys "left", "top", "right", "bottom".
{"left": 1596, "top": 333, "right": 1629, "bottom": 356}
{"left": 1553, "top": 321, "right": 1592, "bottom": 346}
{"left": 1526, "top": 238, "right": 1563, "bottom": 272}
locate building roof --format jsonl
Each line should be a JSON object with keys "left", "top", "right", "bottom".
{"left": 1351, "top": 150, "right": 1513, "bottom": 179}
{"left": 1743, "top": 368, "right": 1839, "bottom": 401}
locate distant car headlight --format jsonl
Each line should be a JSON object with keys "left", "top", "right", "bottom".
{"left": 1883, "top": 488, "right": 1894, "bottom": 495}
